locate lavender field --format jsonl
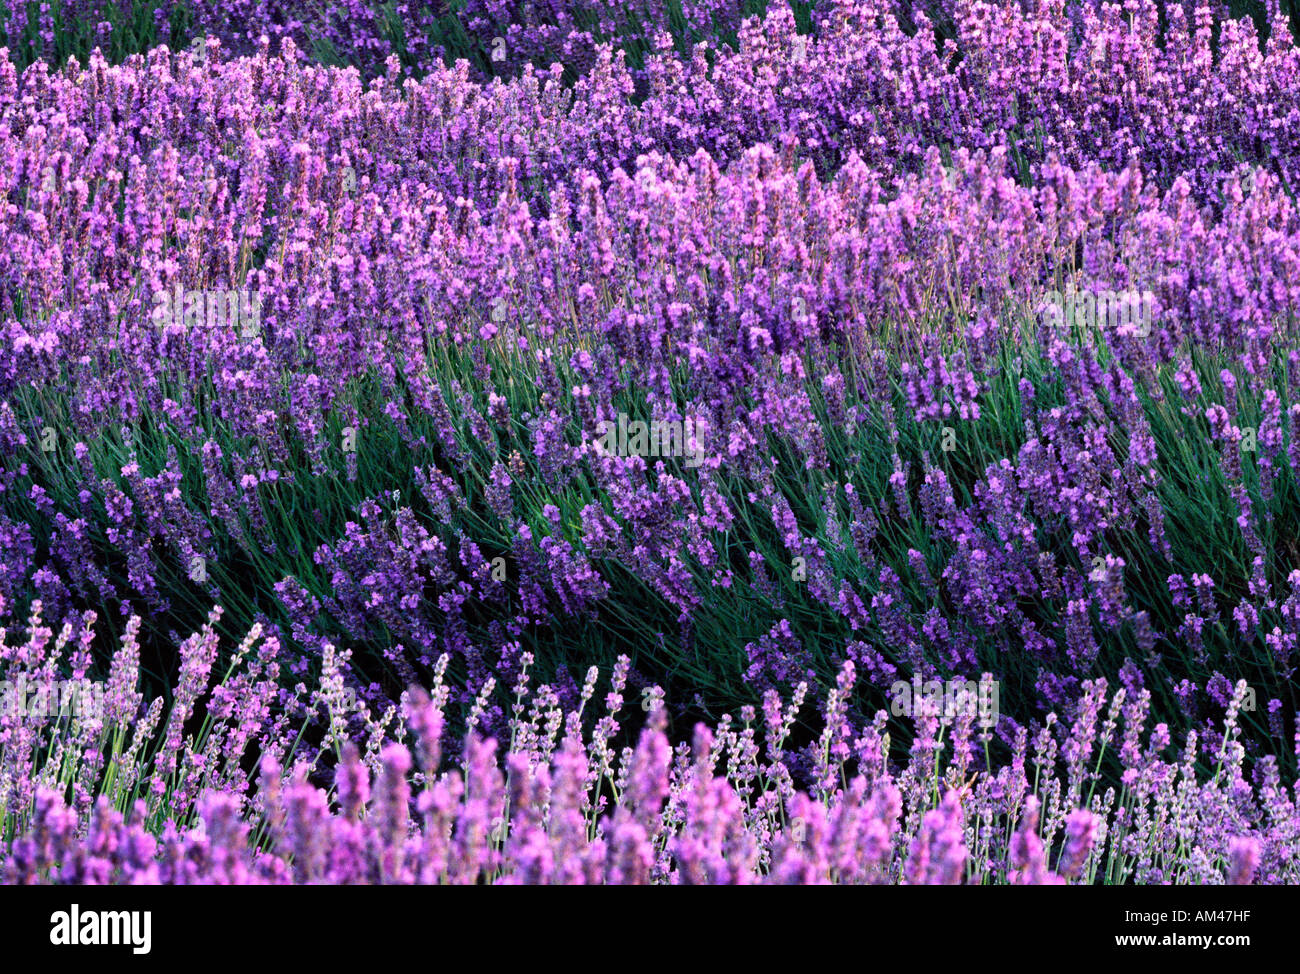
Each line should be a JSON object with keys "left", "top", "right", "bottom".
{"left": 0, "top": 0, "right": 1298, "bottom": 886}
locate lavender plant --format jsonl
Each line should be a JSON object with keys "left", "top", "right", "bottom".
{"left": 1, "top": 0, "right": 1299, "bottom": 883}
{"left": 2, "top": 607, "right": 1294, "bottom": 883}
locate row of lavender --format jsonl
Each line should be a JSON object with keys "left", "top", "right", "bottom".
{"left": 6, "top": 1, "right": 1300, "bottom": 218}
{"left": 0, "top": 0, "right": 771, "bottom": 77}
{"left": 3, "top": 1, "right": 1300, "bottom": 880}
{"left": 1, "top": 605, "right": 1284, "bottom": 883}
{"left": 4, "top": 34, "right": 1298, "bottom": 701}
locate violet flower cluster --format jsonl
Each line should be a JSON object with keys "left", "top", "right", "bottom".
{"left": 1, "top": 1, "right": 1299, "bottom": 883}
{"left": 2, "top": 606, "right": 1293, "bottom": 884}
